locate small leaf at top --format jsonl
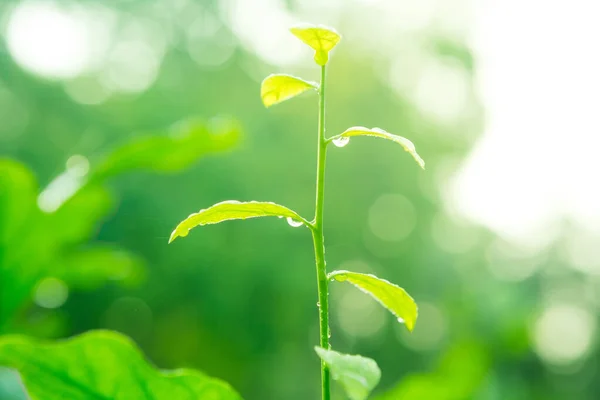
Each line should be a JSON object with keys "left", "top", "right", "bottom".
{"left": 261, "top": 74, "right": 318, "bottom": 108}
{"left": 290, "top": 24, "right": 341, "bottom": 66}
{"left": 0, "top": 330, "right": 242, "bottom": 400}
{"left": 330, "top": 126, "right": 425, "bottom": 169}
{"left": 169, "top": 200, "right": 309, "bottom": 243}
{"left": 315, "top": 347, "right": 381, "bottom": 400}
{"left": 329, "top": 270, "right": 418, "bottom": 331}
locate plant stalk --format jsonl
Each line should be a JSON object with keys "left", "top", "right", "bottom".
{"left": 312, "top": 65, "right": 330, "bottom": 400}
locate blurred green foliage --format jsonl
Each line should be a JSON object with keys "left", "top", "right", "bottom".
{"left": 0, "top": 0, "right": 595, "bottom": 399}
{"left": 0, "top": 330, "right": 242, "bottom": 399}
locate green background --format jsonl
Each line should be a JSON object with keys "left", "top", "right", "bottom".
{"left": 0, "top": 0, "right": 596, "bottom": 399}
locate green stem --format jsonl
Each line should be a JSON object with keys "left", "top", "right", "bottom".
{"left": 312, "top": 65, "right": 330, "bottom": 400}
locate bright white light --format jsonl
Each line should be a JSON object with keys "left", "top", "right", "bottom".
{"left": 564, "top": 228, "right": 600, "bottom": 275}
{"left": 220, "top": 0, "right": 303, "bottom": 67}
{"left": 533, "top": 304, "right": 596, "bottom": 366}
{"left": 449, "top": 0, "right": 600, "bottom": 248}
{"left": 6, "top": 2, "right": 92, "bottom": 79}
{"left": 414, "top": 59, "right": 470, "bottom": 124}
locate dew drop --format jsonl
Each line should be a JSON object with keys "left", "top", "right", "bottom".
{"left": 332, "top": 136, "right": 350, "bottom": 148}
{"left": 316, "top": 302, "right": 321, "bottom": 308}
{"left": 286, "top": 217, "right": 303, "bottom": 227}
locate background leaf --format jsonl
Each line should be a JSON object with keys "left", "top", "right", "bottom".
{"left": 93, "top": 116, "right": 240, "bottom": 180}
{"left": 331, "top": 127, "right": 425, "bottom": 169}
{"left": 169, "top": 200, "right": 309, "bottom": 243}
{"left": 55, "top": 246, "right": 145, "bottom": 290}
{"left": 315, "top": 347, "right": 380, "bottom": 400}
{"left": 289, "top": 24, "right": 341, "bottom": 65}
{"left": 0, "top": 330, "right": 243, "bottom": 400}
{"left": 261, "top": 74, "right": 317, "bottom": 108}
{"left": 329, "top": 270, "right": 418, "bottom": 331}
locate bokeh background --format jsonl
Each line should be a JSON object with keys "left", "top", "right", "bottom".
{"left": 1, "top": 0, "right": 599, "bottom": 399}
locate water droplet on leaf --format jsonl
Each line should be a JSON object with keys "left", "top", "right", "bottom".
{"left": 286, "top": 217, "right": 303, "bottom": 227}
{"left": 332, "top": 136, "right": 349, "bottom": 147}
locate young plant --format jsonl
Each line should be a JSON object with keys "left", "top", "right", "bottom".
{"left": 169, "top": 24, "right": 425, "bottom": 400}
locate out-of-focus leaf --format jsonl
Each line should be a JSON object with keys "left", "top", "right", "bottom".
{"left": 260, "top": 74, "right": 318, "bottom": 108}
{"left": 56, "top": 246, "right": 145, "bottom": 290}
{"left": 1, "top": 115, "right": 240, "bottom": 331}
{"left": 0, "top": 159, "right": 38, "bottom": 244}
{"left": 329, "top": 270, "right": 418, "bottom": 332}
{"left": 0, "top": 330, "right": 243, "bottom": 400}
{"left": 45, "top": 185, "right": 114, "bottom": 245}
{"left": 329, "top": 127, "right": 425, "bottom": 169}
{"left": 93, "top": 116, "right": 241, "bottom": 180}
{"left": 315, "top": 347, "right": 380, "bottom": 400}
{"left": 374, "top": 342, "right": 490, "bottom": 400}
{"left": 169, "top": 200, "right": 309, "bottom": 243}
{"left": 0, "top": 160, "right": 126, "bottom": 332}
{"left": 290, "top": 24, "right": 341, "bottom": 65}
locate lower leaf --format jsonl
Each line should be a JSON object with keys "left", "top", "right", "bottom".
{"left": 315, "top": 347, "right": 381, "bottom": 400}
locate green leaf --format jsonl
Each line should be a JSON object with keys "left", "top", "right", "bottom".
{"left": 329, "top": 270, "right": 418, "bottom": 332}
{"left": 56, "top": 246, "right": 145, "bottom": 290}
{"left": 93, "top": 116, "right": 240, "bottom": 180}
{"left": 0, "top": 159, "right": 38, "bottom": 245}
{"left": 169, "top": 200, "right": 309, "bottom": 243}
{"left": 330, "top": 127, "right": 425, "bottom": 169}
{"left": 0, "top": 330, "right": 242, "bottom": 400}
{"left": 261, "top": 74, "right": 318, "bottom": 108}
{"left": 290, "top": 24, "right": 341, "bottom": 66}
{"left": 314, "top": 347, "right": 381, "bottom": 400}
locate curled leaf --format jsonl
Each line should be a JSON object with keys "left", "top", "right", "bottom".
{"left": 169, "top": 201, "right": 309, "bottom": 243}
{"left": 329, "top": 270, "right": 418, "bottom": 331}
{"left": 315, "top": 347, "right": 381, "bottom": 400}
{"left": 261, "top": 74, "right": 318, "bottom": 108}
{"left": 290, "top": 24, "right": 341, "bottom": 66}
{"left": 0, "top": 330, "right": 242, "bottom": 400}
{"left": 330, "top": 126, "right": 425, "bottom": 169}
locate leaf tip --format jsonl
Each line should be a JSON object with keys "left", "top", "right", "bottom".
{"left": 169, "top": 227, "right": 188, "bottom": 243}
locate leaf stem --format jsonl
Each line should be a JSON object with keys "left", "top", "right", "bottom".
{"left": 312, "top": 64, "right": 330, "bottom": 400}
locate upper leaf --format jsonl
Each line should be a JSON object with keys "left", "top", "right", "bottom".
{"left": 0, "top": 330, "right": 242, "bottom": 400}
{"left": 169, "top": 200, "right": 309, "bottom": 243}
{"left": 329, "top": 270, "right": 418, "bottom": 332}
{"left": 261, "top": 74, "right": 318, "bottom": 108}
{"left": 330, "top": 127, "right": 425, "bottom": 169}
{"left": 290, "top": 24, "right": 341, "bottom": 66}
{"left": 315, "top": 347, "right": 381, "bottom": 400}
